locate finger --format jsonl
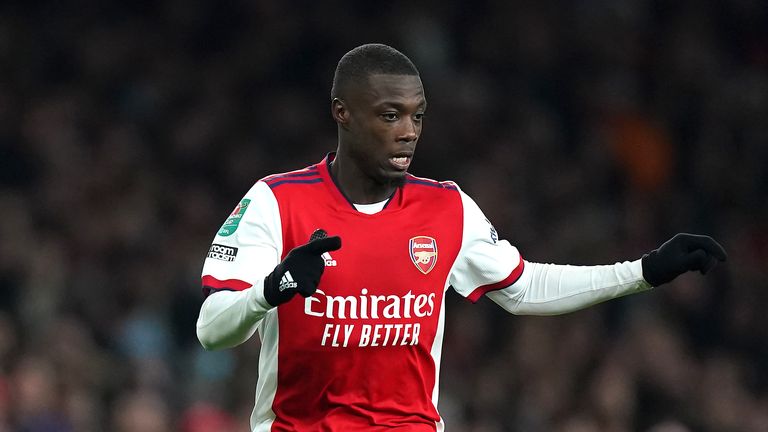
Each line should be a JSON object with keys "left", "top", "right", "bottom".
{"left": 683, "top": 249, "right": 709, "bottom": 272}
{"left": 302, "top": 236, "right": 342, "bottom": 254}
{"left": 310, "top": 229, "right": 328, "bottom": 241}
{"left": 681, "top": 234, "right": 727, "bottom": 261}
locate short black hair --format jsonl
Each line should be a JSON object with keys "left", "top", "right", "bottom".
{"left": 331, "top": 43, "right": 420, "bottom": 99}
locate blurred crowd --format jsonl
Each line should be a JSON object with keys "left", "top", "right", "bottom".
{"left": 1, "top": 0, "right": 767, "bottom": 431}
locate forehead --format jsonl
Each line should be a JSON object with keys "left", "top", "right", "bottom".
{"left": 353, "top": 74, "right": 425, "bottom": 107}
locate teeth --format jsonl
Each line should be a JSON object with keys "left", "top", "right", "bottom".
{"left": 393, "top": 157, "right": 408, "bottom": 163}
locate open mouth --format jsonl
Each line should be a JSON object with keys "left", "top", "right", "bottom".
{"left": 389, "top": 154, "right": 412, "bottom": 171}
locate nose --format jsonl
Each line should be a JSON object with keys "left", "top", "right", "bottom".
{"left": 398, "top": 118, "right": 419, "bottom": 143}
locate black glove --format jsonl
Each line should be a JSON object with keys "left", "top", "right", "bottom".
{"left": 263, "top": 230, "right": 342, "bottom": 307}
{"left": 641, "top": 233, "right": 727, "bottom": 287}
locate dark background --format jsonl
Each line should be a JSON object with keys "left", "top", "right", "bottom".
{"left": 0, "top": 1, "right": 766, "bottom": 431}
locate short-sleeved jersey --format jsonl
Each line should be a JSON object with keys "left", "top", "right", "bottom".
{"left": 202, "top": 154, "right": 523, "bottom": 431}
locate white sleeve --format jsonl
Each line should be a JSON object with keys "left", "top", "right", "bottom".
{"left": 486, "top": 260, "right": 652, "bottom": 315}
{"left": 197, "top": 288, "right": 276, "bottom": 350}
{"left": 196, "top": 181, "right": 282, "bottom": 350}
{"left": 449, "top": 189, "right": 525, "bottom": 302}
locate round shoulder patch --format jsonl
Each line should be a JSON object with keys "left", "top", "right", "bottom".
{"left": 218, "top": 198, "right": 251, "bottom": 237}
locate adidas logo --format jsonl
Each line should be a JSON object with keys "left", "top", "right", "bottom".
{"left": 279, "top": 271, "right": 298, "bottom": 292}
{"left": 322, "top": 252, "right": 337, "bottom": 267}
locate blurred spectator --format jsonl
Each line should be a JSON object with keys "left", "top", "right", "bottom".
{"left": 111, "top": 390, "right": 170, "bottom": 432}
{"left": 10, "top": 356, "right": 72, "bottom": 432}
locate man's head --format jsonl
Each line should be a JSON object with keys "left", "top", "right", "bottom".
{"left": 331, "top": 44, "right": 426, "bottom": 190}
{"left": 331, "top": 44, "right": 420, "bottom": 100}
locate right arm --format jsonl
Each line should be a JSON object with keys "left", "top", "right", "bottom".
{"left": 196, "top": 181, "right": 342, "bottom": 350}
{"left": 196, "top": 181, "right": 282, "bottom": 350}
{"left": 197, "top": 284, "right": 274, "bottom": 350}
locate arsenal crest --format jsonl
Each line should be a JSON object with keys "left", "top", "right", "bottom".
{"left": 409, "top": 236, "right": 438, "bottom": 274}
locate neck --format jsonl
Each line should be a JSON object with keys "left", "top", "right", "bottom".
{"left": 330, "top": 153, "right": 397, "bottom": 204}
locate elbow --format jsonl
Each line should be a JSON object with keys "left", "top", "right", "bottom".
{"left": 507, "top": 299, "right": 581, "bottom": 316}
{"left": 196, "top": 320, "right": 244, "bottom": 351}
{"left": 195, "top": 292, "right": 230, "bottom": 350}
{"left": 496, "top": 301, "right": 522, "bottom": 316}
{"left": 196, "top": 313, "right": 233, "bottom": 350}
{"left": 490, "top": 294, "right": 567, "bottom": 316}
{"left": 196, "top": 325, "right": 222, "bottom": 351}
{"left": 195, "top": 289, "right": 262, "bottom": 350}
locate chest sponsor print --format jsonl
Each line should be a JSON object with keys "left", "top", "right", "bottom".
{"left": 410, "top": 236, "right": 438, "bottom": 274}
{"left": 304, "top": 288, "right": 437, "bottom": 348}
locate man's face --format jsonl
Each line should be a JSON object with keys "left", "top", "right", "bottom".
{"left": 341, "top": 74, "right": 426, "bottom": 186}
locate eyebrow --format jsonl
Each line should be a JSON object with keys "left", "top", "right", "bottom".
{"left": 376, "top": 100, "right": 428, "bottom": 110}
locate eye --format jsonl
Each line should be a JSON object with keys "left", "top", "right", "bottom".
{"left": 414, "top": 112, "right": 425, "bottom": 122}
{"left": 381, "top": 112, "right": 399, "bottom": 122}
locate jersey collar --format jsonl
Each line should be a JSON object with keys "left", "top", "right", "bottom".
{"left": 317, "top": 153, "right": 403, "bottom": 213}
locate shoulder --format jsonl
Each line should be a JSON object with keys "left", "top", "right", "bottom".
{"left": 404, "top": 173, "right": 459, "bottom": 192}
{"left": 404, "top": 175, "right": 488, "bottom": 222}
{"left": 261, "top": 165, "right": 323, "bottom": 190}
{"left": 401, "top": 174, "right": 465, "bottom": 215}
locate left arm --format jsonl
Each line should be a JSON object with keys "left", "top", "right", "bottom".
{"left": 488, "top": 233, "right": 726, "bottom": 315}
{"left": 450, "top": 188, "right": 726, "bottom": 314}
{"left": 486, "top": 259, "right": 650, "bottom": 315}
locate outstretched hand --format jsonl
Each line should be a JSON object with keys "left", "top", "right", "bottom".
{"left": 264, "top": 230, "right": 342, "bottom": 307}
{"left": 641, "top": 233, "right": 727, "bottom": 287}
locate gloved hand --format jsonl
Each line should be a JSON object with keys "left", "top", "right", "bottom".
{"left": 642, "top": 233, "right": 727, "bottom": 287}
{"left": 264, "top": 230, "right": 342, "bottom": 307}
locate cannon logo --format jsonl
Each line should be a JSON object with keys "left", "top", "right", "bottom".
{"left": 409, "top": 236, "right": 437, "bottom": 274}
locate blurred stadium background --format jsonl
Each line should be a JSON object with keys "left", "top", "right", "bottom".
{"left": 1, "top": 1, "right": 767, "bottom": 431}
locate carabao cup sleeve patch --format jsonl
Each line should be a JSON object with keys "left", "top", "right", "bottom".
{"left": 218, "top": 198, "right": 251, "bottom": 237}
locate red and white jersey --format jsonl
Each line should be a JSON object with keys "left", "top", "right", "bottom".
{"left": 199, "top": 154, "right": 651, "bottom": 431}
{"left": 201, "top": 155, "right": 523, "bottom": 431}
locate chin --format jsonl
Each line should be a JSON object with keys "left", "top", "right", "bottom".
{"left": 371, "top": 164, "right": 408, "bottom": 188}
{"left": 387, "top": 173, "right": 407, "bottom": 188}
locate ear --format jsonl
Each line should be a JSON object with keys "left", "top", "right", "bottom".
{"left": 331, "top": 98, "right": 350, "bottom": 129}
